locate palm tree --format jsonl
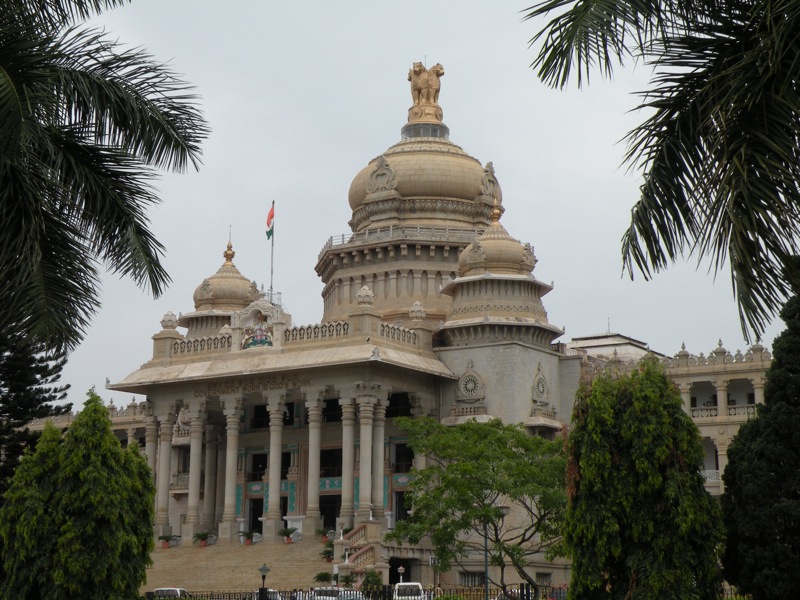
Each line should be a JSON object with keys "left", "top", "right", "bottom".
{"left": 0, "top": 0, "right": 208, "bottom": 351}
{"left": 525, "top": 0, "right": 800, "bottom": 340}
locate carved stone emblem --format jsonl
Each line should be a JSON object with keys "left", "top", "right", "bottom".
{"left": 366, "top": 155, "right": 397, "bottom": 194}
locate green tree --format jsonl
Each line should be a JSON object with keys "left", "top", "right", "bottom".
{"left": 722, "top": 295, "right": 800, "bottom": 599}
{"left": 387, "top": 418, "right": 566, "bottom": 600}
{"left": 0, "top": 390, "right": 155, "bottom": 600}
{"left": 1, "top": 0, "right": 208, "bottom": 351}
{"left": 360, "top": 569, "right": 383, "bottom": 599}
{"left": 0, "top": 339, "right": 71, "bottom": 497}
{"left": 565, "top": 358, "right": 723, "bottom": 599}
{"left": 525, "top": 0, "right": 800, "bottom": 339}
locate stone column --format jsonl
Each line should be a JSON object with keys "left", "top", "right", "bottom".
{"left": 215, "top": 439, "right": 226, "bottom": 524}
{"left": 751, "top": 375, "right": 766, "bottom": 405}
{"left": 217, "top": 395, "right": 242, "bottom": 543}
{"left": 677, "top": 382, "right": 692, "bottom": 413}
{"left": 202, "top": 425, "right": 218, "bottom": 531}
{"left": 305, "top": 398, "right": 323, "bottom": 533}
{"left": 372, "top": 399, "right": 387, "bottom": 518}
{"left": 154, "top": 410, "right": 175, "bottom": 538}
{"left": 182, "top": 401, "right": 206, "bottom": 544}
{"left": 144, "top": 416, "right": 158, "bottom": 482}
{"left": 264, "top": 397, "right": 285, "bottom": 538}
{"left": 714, "top": 380, "right": 728, "bottom": 415}
{"left": 126, "top": 427, "right": 137, "bottom": 448}
{"left": 339, "top": 398, "right": 356, "bottom": 530}
{"left": 716, "top": 438, "right": 730, "bottom": 493}
{"left": 356, "top": 396, "right": 376, "bottom": 521}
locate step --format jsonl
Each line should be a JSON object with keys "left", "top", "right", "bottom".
{"left": 143, "top": 538, "right": 336, "bottom": 594}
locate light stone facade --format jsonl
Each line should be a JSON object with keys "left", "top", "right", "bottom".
{"left": 27, "top": 63, "right": 771, "bottom": 588}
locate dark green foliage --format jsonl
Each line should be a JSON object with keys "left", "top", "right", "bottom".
{"left": 0, "top": 0, "right": 208, "bottom": 351}
{"left": 722, "top": 295, "right": 800, "bottom": 599}
{"left": 0, "top": 390, "right": 155, "bottom": 600}
{"left": 387, "top": 418, "right": 566, "bottom": 599}
{"left": 565, "top": 358, "right": 723, "bottom": 599}
{"left": 360, "top": 568, "right": 383, "bottom": 599}
{"left": 525, "top": 0, "right": 800, "bottom": 339}
{"left": 0, "top": 338, "right": 71, "bottom": 497}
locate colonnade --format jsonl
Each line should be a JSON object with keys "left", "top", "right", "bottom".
{"left": 145, "top": 382, "right": 393, "bottom": 544}
{"left": 675, "top": 375, "right": 766, "bottom": 493}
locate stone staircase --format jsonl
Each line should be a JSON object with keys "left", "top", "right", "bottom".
{"left": 142, "top": 538, "right": 334, "bottom": 594}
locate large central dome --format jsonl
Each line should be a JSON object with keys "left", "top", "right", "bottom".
{"left": 347, "top": 62, "right": 502, "bottom": 232}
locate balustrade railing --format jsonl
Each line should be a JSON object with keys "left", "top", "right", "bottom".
{"left": 319, "top": 225, "right": 483, "bottom": 259}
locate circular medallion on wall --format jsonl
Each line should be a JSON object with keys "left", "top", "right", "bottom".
{"left": 535, "top": 376, "right": 547, "bottom": 399}
{"left": 461, "top": 374, "right": 481, "bottom": 398}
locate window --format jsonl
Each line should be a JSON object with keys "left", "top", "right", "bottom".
{"left": 250, "top": 453, "right": 267, "bottom": 482}
{"left": 284, "top": 402, "right": 296, "bottom": 426}
{"left": 535, "top": 573, "right": 552, "bottom": 586}
{"left": 320, "top": 448, "right": 343, "bottom": 477}
{"left": 394, "top": 443, "right": 414, "bottom": 473}
{"left": 251, "top": 404, "right": 269, "bottom": 429}
{"left": 176, "top": 447, "right": 190, "bottom": 474}
{"left": 459, "top": 572, "right": 484, "bottom": 587}
{"left": 386, "top": 392, "right": 412, "bottom": 418}
{"left": 281, "top": 451, "right": 291, "bottom": 480}
{"left": 322, "top": 398, "right": 341, "bottom": 423}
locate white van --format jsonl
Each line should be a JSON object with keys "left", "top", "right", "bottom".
{"left": 153, "top": 588, "right": 192, "bottom": 598}
{"left": 394, "top": 582, "right": 424, "bottom": 600}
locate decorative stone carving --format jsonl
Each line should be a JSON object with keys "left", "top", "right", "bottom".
{"left": 456, "top": 362, "right": 485, "bottom": 403}
{"left": 197, "top": 279, "right": 212, "bottom": 301}
{"left": 532, "top": 362, "right": 549, "bottom": 406}
{"left": 160, "top": 311, "right": 178, "bottom": 330}
{"left": 522, "top": 243, "right": 537, "bottom": 270}
{"left": 366, "top": 155, "right": 397, "bottom": 194}
{"left": 356, "top": 286, "right": 375, "bottom": 305}
{"left": 466, "top": 242, "right": 486, "bottom": 265}
{"left": 480, "top": 162, "right": 499, "bottom": 200}
{"left": 409, "top": 301, "right": 427, "bottom": 320}
{"left": 173, "top": 406, "right": 191, "bottom": 437}
{"left": 242, "top": 312, "right": 274, "bottom": 349}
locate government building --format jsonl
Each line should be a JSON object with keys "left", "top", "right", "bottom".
{"left": 34, "top": 63, "right": 772, "bottom": 588}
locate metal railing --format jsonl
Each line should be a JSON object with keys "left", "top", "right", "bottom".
{"left": 148, "top": 586, "right": 751, "bottom": 600}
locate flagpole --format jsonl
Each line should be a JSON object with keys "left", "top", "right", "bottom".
{"left": 269, "top": 200, "right": 275, "bottom": 303}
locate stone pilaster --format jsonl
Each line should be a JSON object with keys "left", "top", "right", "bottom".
{"left": 339, "top": 398, "right": 357, "bottom": 530}
{"left": 154, "top": 408, "right": 175, "bottom": 538}
{"left": 217, "top": 395, "right": 242, "bottom": 544}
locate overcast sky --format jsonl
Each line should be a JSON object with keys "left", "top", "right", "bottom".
{"left": 58, "top": 1, "right": 786, "bottom": 408}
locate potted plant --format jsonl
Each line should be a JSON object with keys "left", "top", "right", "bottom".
{"left": 278, "top": 526, "right": 297, "bottom": 543}
{"left": 157, "top": 534, "right": 175, "bottom": 549}
{"left": 313, "top": 571, "right": 333, "bottom": 584}
{"left": 316, "top": 526, "right": 330, "bottom": 542}
{"left": 192, "top": 531, "right": 211, "bottom": 547}
{"left": 320, "top": 539, "right": 334, "bottom": 561}
{"left": 240, "top": 530, "right": 256, "bottom": 545}
{"left": 339, "top": 574, "right": 355, "bottom": 588}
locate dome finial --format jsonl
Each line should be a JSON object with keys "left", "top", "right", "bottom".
{"left": 490, "top": 195, "right": 502, "bottom": 224}
{"left": 223, "top": 241, "right": 235, "bottom": 265}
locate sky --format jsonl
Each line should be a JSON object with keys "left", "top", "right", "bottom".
{"left": 58, "top": 1, "right": 786, "bottom": 408}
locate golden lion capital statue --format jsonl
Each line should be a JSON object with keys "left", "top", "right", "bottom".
{"left": 408, "top": 62, "right": 445, "bottom": 106}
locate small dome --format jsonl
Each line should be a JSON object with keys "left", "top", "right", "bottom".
{"left": 457, "top": 207, "right": 536, "bottom": 277}
{"left": 192, "top": 242, "right": 260, "bottom": 312}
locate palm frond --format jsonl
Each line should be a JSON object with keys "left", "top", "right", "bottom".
{"left": 0, "top": 4, "right": 207, "bottom": 350}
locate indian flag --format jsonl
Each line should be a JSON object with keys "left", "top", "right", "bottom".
{"left": 266, "top": 202, "right": 275, "bottom": 239}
